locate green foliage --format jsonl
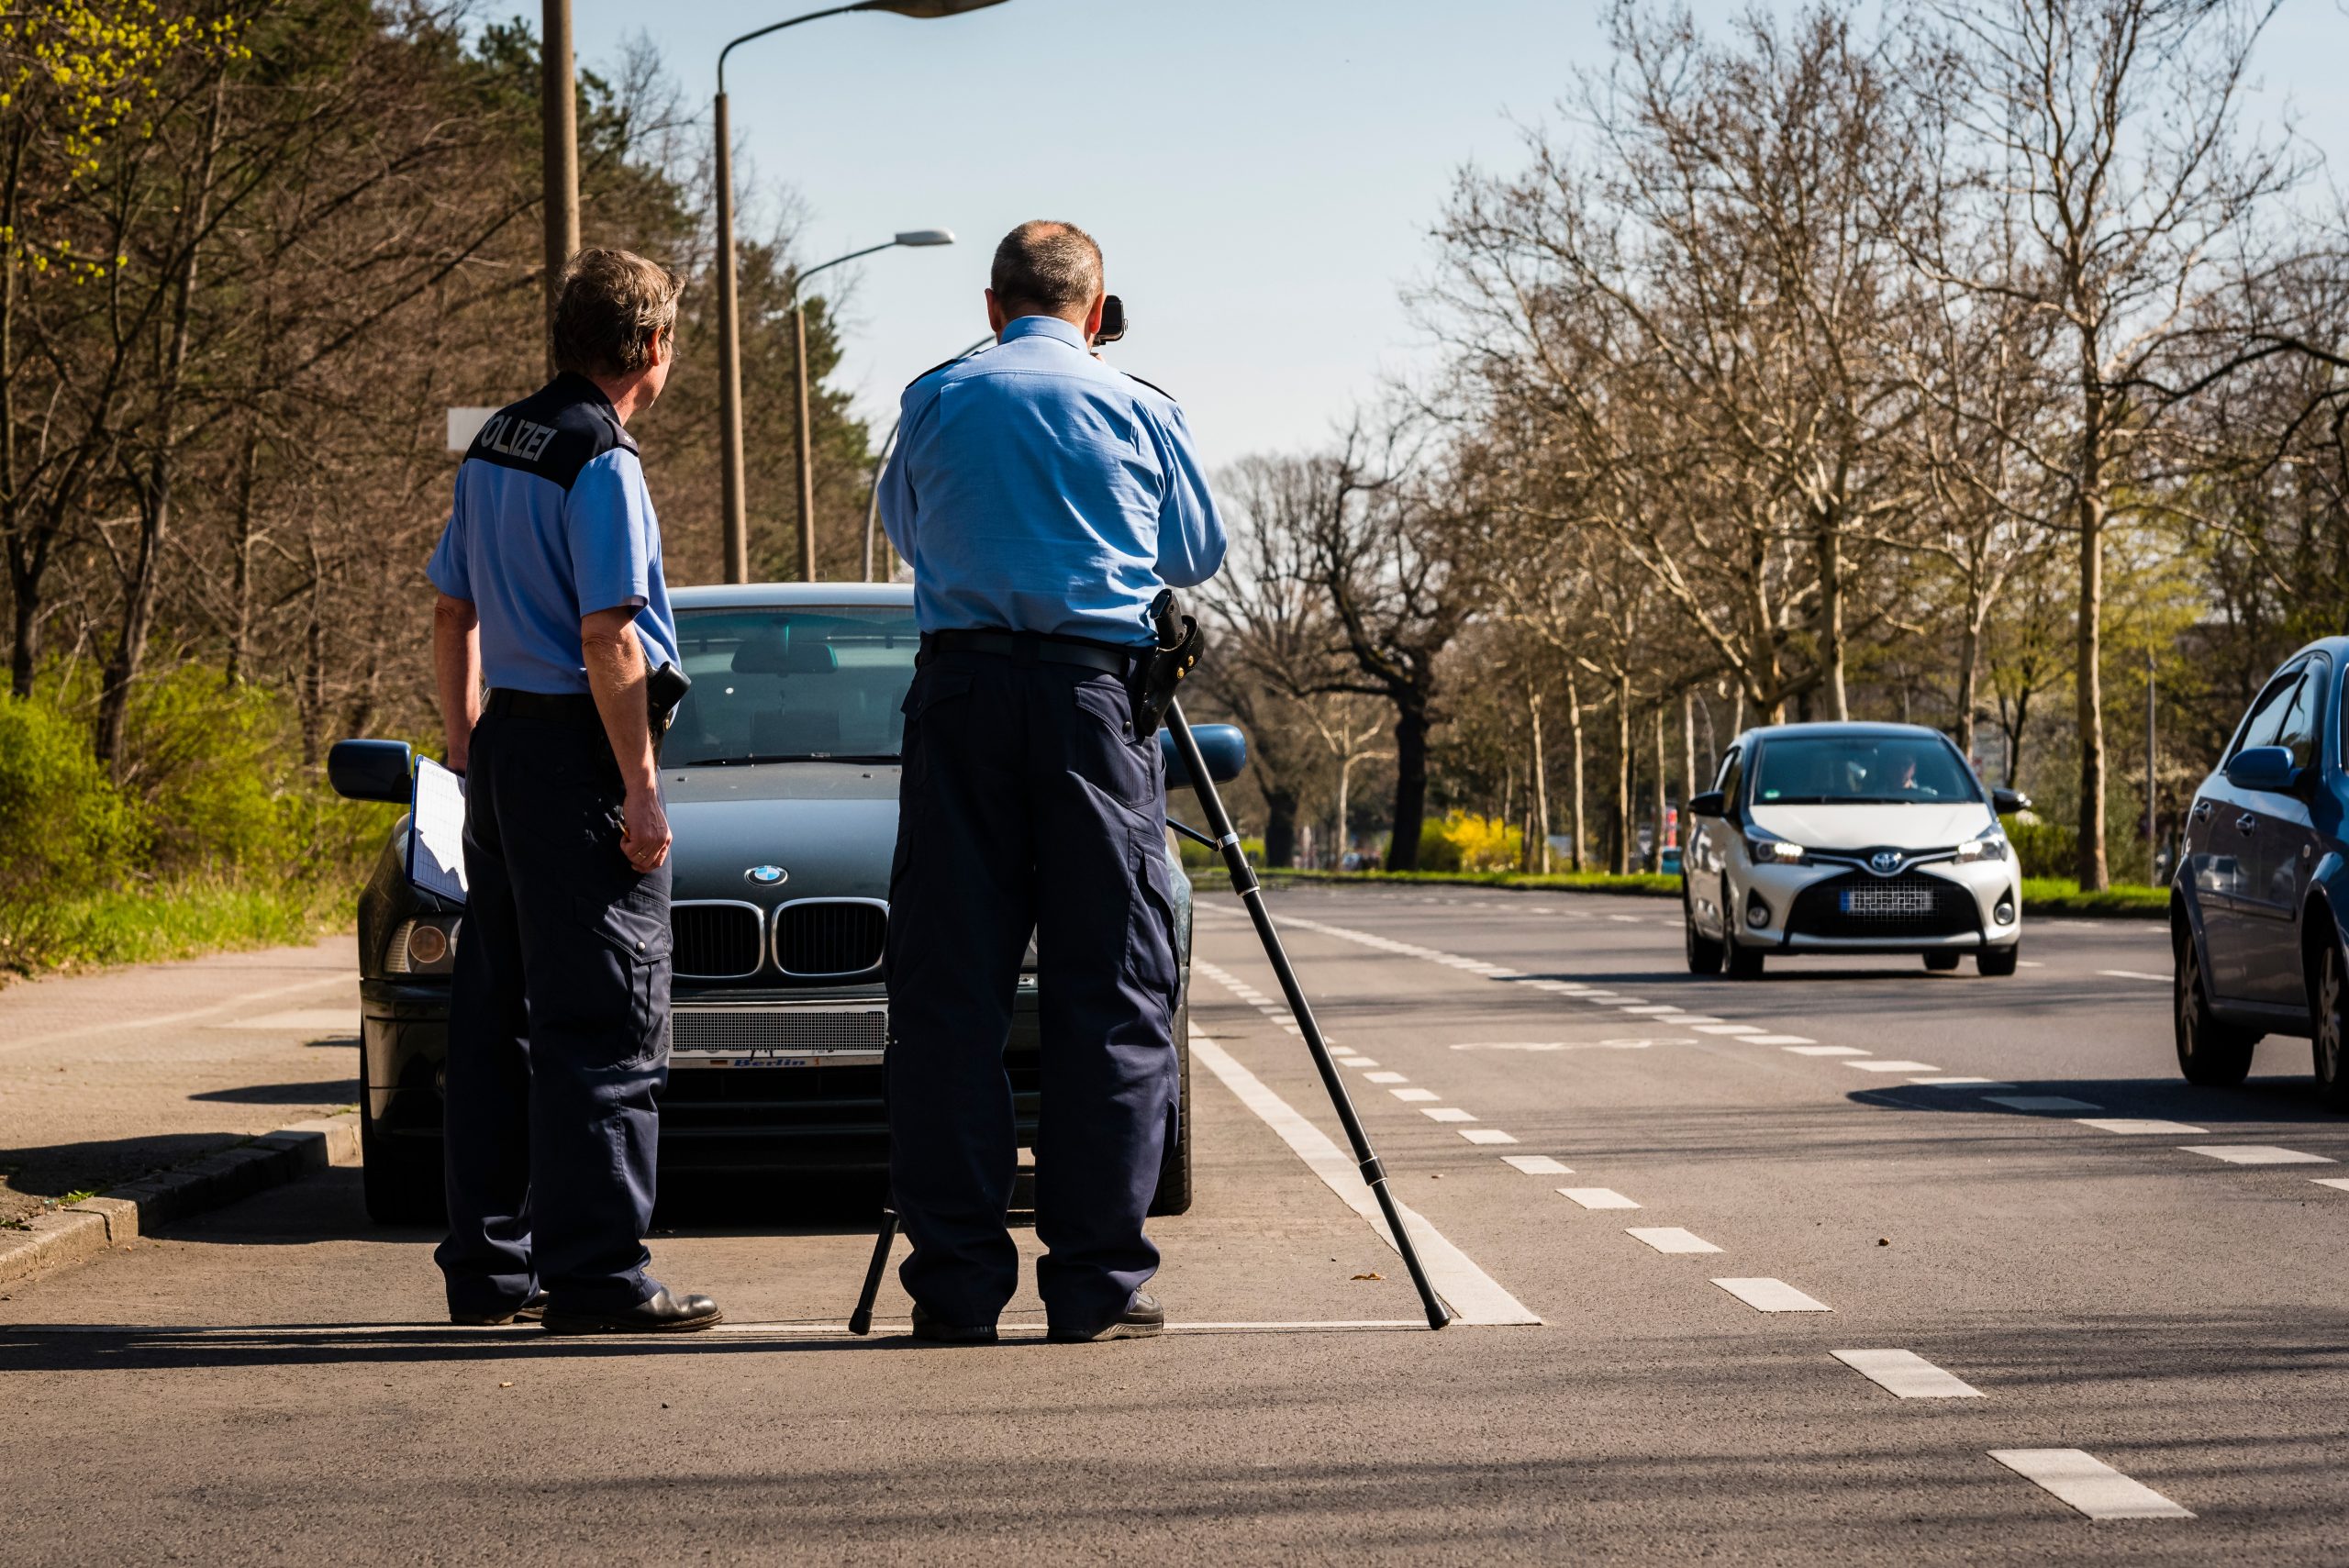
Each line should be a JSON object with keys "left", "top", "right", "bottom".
{"left": 2020, "top": 877, "right": 2167, "bottom": 917}
{"left": 0, "top": 677, "right": 386, "bottom": 976}
{"left": 0, "top": 692, "right": 146, "bottom": 907}
{"left": 1999, "top": 813, "right": 2077, "bottom": 879}
{"left": 1417, "top": 811, "right": 1523, "bottom": 873}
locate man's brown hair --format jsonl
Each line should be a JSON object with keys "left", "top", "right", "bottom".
{"left": 551, "top": 248, "right": 681, "bottom": 378}
{"left": 990, "top": 220, "right": 1103, "bottom": 317}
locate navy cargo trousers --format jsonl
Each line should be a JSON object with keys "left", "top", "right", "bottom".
{"left": 435, "top": 702, "right": 673, "bottom": 1319}
{"left": 885, "top": 646, "right": 1183, "bottom": 1333}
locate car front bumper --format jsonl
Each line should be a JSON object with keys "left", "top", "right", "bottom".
{"left": 1736, "top": 859, "right": 2022, "bottom": 951}
{"left": 358, "top": 977, "right": 1046, "bottom": 1173}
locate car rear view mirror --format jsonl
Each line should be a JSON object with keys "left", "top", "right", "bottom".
{"left": 1992, "top": 787, "right": 2031, "bottom": 815}
{"left": 2223, "top": 745, "right": 2299, "bottom": 795}
{"left": 1162, "top": 723, "right": 1247, "bottom": 786}
{"left": 1686, "top": 790, "right": 1726, "bottom": 818}
{"left": 328, "top": 739, "right": 414, "bottom": 804}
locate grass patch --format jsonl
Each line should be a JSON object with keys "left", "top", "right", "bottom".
{"left": 1189, "top": 866, "right": 1681, "bottom": 897}
{"left": 2021, "top": 877, "right": 2169, "bottom": 918}
{"left": 0, "top": 876, "right": 356, "bottom": 979}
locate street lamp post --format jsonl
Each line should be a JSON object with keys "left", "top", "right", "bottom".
{"left": 786, "top": 231, "right": 954, "bottom": 581}
{"left": 713, "top": 0, "right": 1010, "bottom": 586}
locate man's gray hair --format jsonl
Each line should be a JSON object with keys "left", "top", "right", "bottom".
{"left": 990, "top": 220, "right": 1103, "bottom": 317}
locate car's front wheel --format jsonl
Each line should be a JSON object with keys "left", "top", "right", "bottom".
{"left": 2311, "top": 938, "right": 2349, "bottom": 1112}
{"left": 1685, "top": 888, "right": 1725, "bottom": 975}
{"left": 1725, "top": 934, "right": 1765, "bottom": 980}
{"left": 2176, "top": 929, "right": 2257, "bottom": 1086}
{"left": 359, "top": 1093, "right": 446, "bottom": 1227}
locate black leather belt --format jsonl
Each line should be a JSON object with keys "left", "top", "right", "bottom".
{"left": 919, "top": 629, "right": 1142, "bottom": 676}
{"left": 484, "top": 688, "right": 601, "bottom": 725}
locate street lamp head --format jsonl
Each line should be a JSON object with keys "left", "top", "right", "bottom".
{"left": 852, "top": 0, "right": 1011, "bottom": 16}
{"left": 895, "top": 229, "right": 956, "bottom": 248}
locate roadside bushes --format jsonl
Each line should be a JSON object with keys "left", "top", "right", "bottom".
{"left": 2000, "top": 812, "right": 2078, "bottom": 880}
{"left": 1418, "top": 811, "right": 1522, "bottom": 873}
{"left": 0, "top": 677, "right": 386, "bottom": 976}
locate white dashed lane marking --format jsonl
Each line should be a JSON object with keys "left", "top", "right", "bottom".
{"left": 1558, "top": 1188, "right": 1641, "bottom": 1210}
{"left": 1988, "top": 1449, "right": 2194, "bottom": 1520}
{"left": 2180, "top": 1145, "right": 2334, "bottom": 1165}
{"left": 2314, "top": 1178, "right": 2349, "bottom": 1193}
{"left": 2076, "top": 1118, "right": 2208, "bottom": 1135}
{"left": 1363, "top": 1071, "right": 1408, "bottom": 1084}
{"left": 1910, "top": 1076, "right": 2012, "bottom": 1086}
{"left": 1502, "top": 1154, "right": 1572, "bottom": 1174}
{"left": 1786, "top": 1045, "right": 1867, "bottom": 1056}
{"left": 1422, "top": 1106, "right": 1477, "bottom": 1123}
{"left": 1459, "top": 1129, "right": 1519, "bottom": 1145}
{"left": 1849, "top": 1059, "right": 1940, "bottom": 1073}
{"left": 1832, "top": 1349, "right": 1984, "bottom": 1399}
{"left": 1712, "top": 1277, "right": 1831, "bottom": 1312}
{"left": 1741, "top": 1035, "right": 1817, "bottom": 1046}
{"left": 2098, "top": 970, "right": 2170, "bottom": 984}
{"left": 1986, "top": 1095, "right": 2102, "bottom": 1112}
{"left": 1390, "top": 1088, "right": 1439, "bottom": 1103}
{"left": 1694, "top": 1024, "right": 1765, "bottom": 1036}
{"left": 1186, "top": 1026, "right": 1540, "bottom": 1326}
{"left": 1626, "top": 1227, "right": 1721, "bottom": 1255}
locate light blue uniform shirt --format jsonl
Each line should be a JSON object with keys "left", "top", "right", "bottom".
{"left": 878, "top": 314, "right": 1227, "bottom": 645}
{"left": 426, "top": 373, "right": 679, "bottom": 695}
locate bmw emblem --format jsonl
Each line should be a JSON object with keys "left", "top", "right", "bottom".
{"left": 1869, "top": 850, "right": 1903, "bottom": 875}
{"left": 745, "top": 864, "right": 787, "bottom": 886}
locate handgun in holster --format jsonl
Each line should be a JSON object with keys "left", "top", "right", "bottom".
{"left": 647, "top": 661, "right": 691, "bottom": 758}
{"left": 1137, "top": 589, "right": 1202, "bottom": 739}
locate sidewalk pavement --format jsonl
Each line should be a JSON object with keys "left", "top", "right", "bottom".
{"left": 0, "top": 937, "right": 360, "bottom": 1227}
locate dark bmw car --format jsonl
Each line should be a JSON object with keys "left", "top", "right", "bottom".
{"left": 2173, "top": 636, "right": 2349, "bottom": 1106}
{"left": 329, "top": 583, "right": 1243, "bottom": 1222}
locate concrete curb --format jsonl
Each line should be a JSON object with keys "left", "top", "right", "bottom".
{"left": 0, "top": 1115, "right": 359, "bottom": 1291}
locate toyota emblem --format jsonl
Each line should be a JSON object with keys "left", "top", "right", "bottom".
{"left": 1869, "top": 850, "right": 1903, "bottom": 875}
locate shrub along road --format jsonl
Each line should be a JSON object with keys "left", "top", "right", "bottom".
{"left": 4, "top": 884, "right": 2343, "bottom": 1562}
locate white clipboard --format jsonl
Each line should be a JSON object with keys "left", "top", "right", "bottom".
{"left": 406, "top": 755, "right": 469, "bottom": 906}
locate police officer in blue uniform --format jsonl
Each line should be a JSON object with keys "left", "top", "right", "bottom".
{"left": 878, "top": 220, "right": 1227, "bottom": 1344}
{"left": 426, "top": 249, "right": 721, "bottom": 1335}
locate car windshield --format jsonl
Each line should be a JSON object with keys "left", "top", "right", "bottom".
{"left": 1749, "top": 734, "right": 1979, "bottom": 806}
{"left": 665, "top": 606, "right": 919, "bottom": 765}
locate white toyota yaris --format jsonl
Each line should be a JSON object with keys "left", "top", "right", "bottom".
{"left": 1681, "top": 722, "right": 2028, "bottom": 980}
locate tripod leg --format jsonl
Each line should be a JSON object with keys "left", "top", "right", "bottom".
{"left": 847, "top": 1207, "right": 898, "bottom": 1336}
{"left": 1162, "top": 699, "right": 1453, "bottom": 1329}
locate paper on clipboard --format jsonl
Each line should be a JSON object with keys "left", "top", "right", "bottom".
{"left": 407, "top": 756, "right": 469, "bottom": 905}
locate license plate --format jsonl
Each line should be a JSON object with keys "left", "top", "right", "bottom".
{"left": 670, "top": 1005, "right": 886, "bottom": 1066}
{"left": 1840, "top": 886, "right": 1933, "bottom": 916}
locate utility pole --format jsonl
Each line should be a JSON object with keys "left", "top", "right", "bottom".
{"left": 541, "top": 0, "right": 579, "bottom": 374}
{"left": 2146, "top": 646, "right": 2159, "bottom": 881}
{"left": 794, "top": 305, "right": 817, "bottom": 581}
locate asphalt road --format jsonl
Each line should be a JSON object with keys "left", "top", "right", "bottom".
{"left": 7, "top": 885, "right": 2348, "bottom": 1564}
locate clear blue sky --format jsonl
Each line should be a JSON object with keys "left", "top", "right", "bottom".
{"left": 495, "top": 0, "right": 2349, "bottom": 470}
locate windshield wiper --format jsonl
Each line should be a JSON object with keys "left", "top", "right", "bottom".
{"left": 676, "top": 752, "right": 900, "bottom": 767}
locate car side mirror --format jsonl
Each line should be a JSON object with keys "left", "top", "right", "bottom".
{"left": 328, "top": 739, "right": 414, "bottom": 804}
{"left": 1992, "top": 787, "right": 2031, "bottom": 815}
{"left": 1686, "top": 791, "right": 1726, "bottom": 818}
{"left": 2223, "top": 745, "right": 2299, "bottom": 795}
{"left": 1161, "top": 723, "right": 1247, "bottom": 786}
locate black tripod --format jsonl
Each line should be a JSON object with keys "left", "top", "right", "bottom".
{"left": 849, "top": 690, "right": 1454, "bottom": 1336}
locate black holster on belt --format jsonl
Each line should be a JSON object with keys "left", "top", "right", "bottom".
{"left": 1137, "top": 590, "right": 1203, "bottom": 738}
{"left": 648, "top": 660, "right": 691, "bottom": 736}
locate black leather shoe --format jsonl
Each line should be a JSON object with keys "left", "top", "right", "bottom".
{"left": 908, "top": 1303, "right": 997, "bottom": 1345}
{"left": 1048, "top": 1291, "right": 1164, "bottom": 1344}
{"left": 451, "top": 1290, "right": 551, "bottom": 1328}
{"left": 540, "top": 1287, "right": 723, "bottom": 1336}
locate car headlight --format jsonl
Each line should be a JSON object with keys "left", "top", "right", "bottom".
{"left": 1955, "top": 827, "right": 2010, "bottom": 862}
{"left": 384, "top": 916, "right": 461, "bottom": 975}
{"left": 1746, "top": 835, "right": 1806, "bottom": 865}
